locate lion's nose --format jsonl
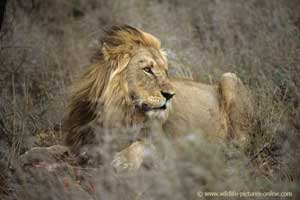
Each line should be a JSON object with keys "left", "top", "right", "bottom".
{"left": 161, "top": 91, "right": 175, "bottom": 101}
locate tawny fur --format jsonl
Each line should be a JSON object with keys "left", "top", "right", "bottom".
{"left": 63, "top": 25, "right": 166, "bottom": 148}
{"left": 63, "top": 25, "right": 253, "bottom": 170}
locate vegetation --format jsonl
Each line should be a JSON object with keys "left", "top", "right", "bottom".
{"left": 0, "top": 0, "right": 299, "bottom": 199}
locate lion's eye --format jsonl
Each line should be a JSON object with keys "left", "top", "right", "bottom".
{"left": 143, "top": 67, "right": 153, "bottom": 75}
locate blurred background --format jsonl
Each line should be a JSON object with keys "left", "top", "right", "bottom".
{"left": 0, "top": 0, "right": 300, "bottom": 199}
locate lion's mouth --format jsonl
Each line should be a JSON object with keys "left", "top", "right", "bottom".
{"left": 140, "top": 103, "right": 167, "bottom": 112}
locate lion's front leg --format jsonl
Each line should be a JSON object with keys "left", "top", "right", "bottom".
{"left": 111, "top": 140, "right": 146, "bottom": 171}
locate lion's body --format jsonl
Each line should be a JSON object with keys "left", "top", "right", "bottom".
{"left": 164, "top": 78, "right": 228, "bottom": 140}
{"left": 63, "top": 25, "right": 252, "bottom": 170}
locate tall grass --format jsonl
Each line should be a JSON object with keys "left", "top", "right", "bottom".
{"left": 0, "top": 0, "right": 299, "bottom": 199}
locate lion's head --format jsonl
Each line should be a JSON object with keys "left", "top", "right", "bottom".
{"left": 64, "top": 25, "right": 174, "bottom": 147}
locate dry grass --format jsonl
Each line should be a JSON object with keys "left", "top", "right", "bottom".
{"left": 0, "top": 0, "right": 300, "bottom": 199}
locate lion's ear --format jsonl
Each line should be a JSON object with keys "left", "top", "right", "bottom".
{"left": 109, "top": 54, "right": 130, "bottom": 80}
{"left": 117, "top": 54, "right": 130, "bottom": 72}
{"left": 103, "top": 53, "right": 130, "bottom": 99}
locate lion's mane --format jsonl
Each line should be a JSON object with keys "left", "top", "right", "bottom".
{"left": 63, "top": 25, "right": 163, "bottom": 147}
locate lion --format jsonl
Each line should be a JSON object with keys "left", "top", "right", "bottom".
{"left": 63, "top": 25, "right": 253, "bottom": 170}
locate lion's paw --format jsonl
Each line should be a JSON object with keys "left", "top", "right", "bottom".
{"left": 111, "top": 141, "right": 145, "bottom": 172}
{"left": 111, "top": 152, "right": 136, "bottom": 171}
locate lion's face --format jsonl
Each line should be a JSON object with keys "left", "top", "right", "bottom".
{"left": 126, "top": 48, "right": 175, "bottom": 119}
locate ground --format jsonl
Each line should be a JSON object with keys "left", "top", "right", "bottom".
{"left": 0, "top": 0, "right": 300, "bottom": 199}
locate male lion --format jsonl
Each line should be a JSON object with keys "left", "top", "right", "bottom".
{"left": 63, "top": 25, "right": 252, "bottom": 170}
